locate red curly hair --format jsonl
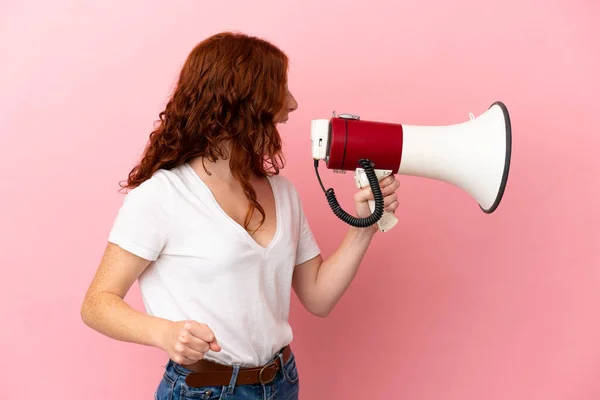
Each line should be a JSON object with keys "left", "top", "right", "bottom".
{"left": 121, "top": 32, "right": 289, "bottom": 231}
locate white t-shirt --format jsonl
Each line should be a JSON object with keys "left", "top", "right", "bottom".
{"left": 108, "top": 163, "right": 321, "bottom": 367}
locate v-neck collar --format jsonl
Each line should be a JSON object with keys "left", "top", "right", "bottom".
{"left": 182, "top": 162, "right": 282, "bottom": 254}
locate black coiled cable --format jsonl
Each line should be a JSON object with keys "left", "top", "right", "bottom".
{"left": 314, "top": 158, "right": 384, "bottom": 228}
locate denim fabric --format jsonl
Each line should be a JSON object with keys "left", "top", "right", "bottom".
{"left": 154, "top": 349, "right": 300, "bottom": 400}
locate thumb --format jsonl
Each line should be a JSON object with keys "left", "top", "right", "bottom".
{"left": 209, "top": 339, "right": 221, "bottom": 352}
{"left": 354, "top": 186, "right": 373, "bottom": 203}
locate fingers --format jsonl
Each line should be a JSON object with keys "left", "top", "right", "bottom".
{"left": 379, "top": 174, "right": 396, "bottom": 187}
{"left": 385, "top": 200, "right": 399, "bottom": 213}
{"left": 209, "top": 341, "right": 222, "bottom": 352}
{"left": 356, "top": 175, "right": 400, "bottom": 201}
{"left": 380, "top": 177, "right": 400, "bottom": 196}
{"left": 171, "top": 329, "right": 204, "bottom": 365}
{"left": 384, "top": 193, "right": 398, "bottom": 208}
{"left": 354, "top": 187, "right": 372, "bottom": 203}
{"left": 173, "top": 340, "right": 206, "bottom": 364}
{"left": 173, "top": 321, "right": 221, "bottom": 365}
{"left": 180, "top": 324, "right": 211, "bottom": 353}
{"left": 172, "top": 354, "right": 197, "bottom": 366}
{"left": 380, "top": 176, "right": 400, "bottom": 212}
{"left": 185, "top": 321, "right": 218, "bottom": 345}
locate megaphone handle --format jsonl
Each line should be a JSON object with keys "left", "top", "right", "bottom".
{"left": 354, "top": 168, "right": 399, "bottom": 232}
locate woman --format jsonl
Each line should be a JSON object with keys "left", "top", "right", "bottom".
{"left": 81, "top": 31, "right": 400, "bottom": 400}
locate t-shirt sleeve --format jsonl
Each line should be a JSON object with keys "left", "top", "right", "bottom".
{"left": 108, "top": 177, "right": 171, "bottom": 261}
{"left": 294, "top": 188, "right": 321, "bottom": 266}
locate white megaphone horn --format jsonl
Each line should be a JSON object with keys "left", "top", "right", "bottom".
{"left": 310, "top": 101, "right": 512, "bottom": 232}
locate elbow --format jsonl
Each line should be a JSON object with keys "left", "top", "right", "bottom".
{"left": 296, "top": 289, "right": 335, "bottom": 318}
{"left": 80, "top": 294, "right": 96, "bottom": 327}
{"left": 312, "top": 309, "right": 331, "bottom": 318}
{"left": 308, "top": 303, "right": 333, "bottom": 318}
{"left": 80, "top": 300, "right": 91, "bottom": 326}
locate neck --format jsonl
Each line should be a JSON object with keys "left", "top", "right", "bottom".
{"left": 187, "top": 138, "right": 273, "bottom": 185}
{"left": 188, "top": 141, "right": 256, "bottom": 183}
{"left": 189, "top": 155, "right": 235, "bottom": 182}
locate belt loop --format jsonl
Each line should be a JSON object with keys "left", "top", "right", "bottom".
{"left": 227, "top": 365, "right": 240, "bottom": 394}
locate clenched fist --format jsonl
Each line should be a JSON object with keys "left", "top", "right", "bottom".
{"left": 354, "top": 174, "right": 400, "bottom": 222}
{"left": 159, "top": 320, "right": 221, "bottom": 365}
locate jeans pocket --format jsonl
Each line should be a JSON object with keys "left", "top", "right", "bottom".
{"left": 180, "top": 384, "right": 226, "bottom": 400}
{"left": 155, "top": 371, "right": 176, "bottom": 400}
{"left": 282, "top": 354, "right": 299, "bottom": 384}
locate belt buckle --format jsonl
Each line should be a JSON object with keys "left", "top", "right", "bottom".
{"left": 258, "top": 360, "right": 279, "bottom": 384}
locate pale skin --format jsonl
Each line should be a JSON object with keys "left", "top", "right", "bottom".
{"left": 80, "top": 85, "right": 401, "bottom": 366}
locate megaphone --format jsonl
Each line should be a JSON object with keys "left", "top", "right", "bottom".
{"left": 310, "top": 101, "right": 512, "bottom": 232}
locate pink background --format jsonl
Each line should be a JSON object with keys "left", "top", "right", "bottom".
{"left": 2, "top": 1, "right": 599, "bottom": 399}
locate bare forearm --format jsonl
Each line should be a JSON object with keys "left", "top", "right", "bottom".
{"left": 80, "top": 292, "right": 169, "bottom": 350}
{"left": 313, "top": 226, "right": 376, "bottom": 315}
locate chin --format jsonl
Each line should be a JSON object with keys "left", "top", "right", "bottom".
{"left": 275, "top": 115, "right": 289, "bottom": 124}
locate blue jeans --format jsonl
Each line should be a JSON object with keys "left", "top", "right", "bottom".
{"left": 154, "top": 349, "right": 300, "bottom": 400}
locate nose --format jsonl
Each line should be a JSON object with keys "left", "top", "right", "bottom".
{"left": 288, "top": 94, "right": 298, "bottom": 112}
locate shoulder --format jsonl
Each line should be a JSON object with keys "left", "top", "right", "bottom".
{"left": 109, "top": 169, "right": 176, "bottom": 259}
{"left": 270, "top": 173, "right": 294, "bottom": 188}
{"left": 120, "top": 168, "right": 179, "bottom": 210}
{"left": 269, "top": 173, "right": 313, "bottom": 218}
{"left": 269, "top": 173, "right": 301, "bottom": 199}
{"left": 126, "top": 170, "right": 171, "bottom": 195}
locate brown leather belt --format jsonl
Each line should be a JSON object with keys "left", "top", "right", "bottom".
{"left": 184, "top": 345, "right": 292, "bottom": 388}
